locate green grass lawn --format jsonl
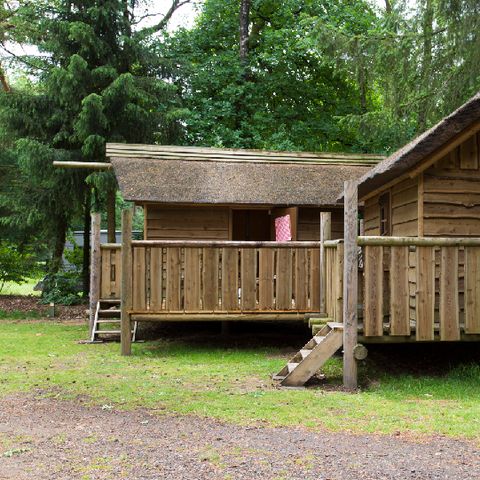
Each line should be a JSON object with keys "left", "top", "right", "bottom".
{"left": 1, "top": 318, "right": 480, "bottom": 440}
{"left": 0, "top": 277, "right": 42, "bottom": 296}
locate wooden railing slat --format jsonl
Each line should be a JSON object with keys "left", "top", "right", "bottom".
{"left": 465, "top": 247, "right": 480, "bottom": 334}
{"left": 439, "top": 246, "right": 460, "bottom": 341}
{"left": 364, "top": 245, "right": 383, "bottom": 336}
{"left": 132, "top": 247, "right": 146, "bottom": 311}
{"left": 416, "top": 246, "right": 435, "bottom": 341}
{"left": 241, "top": 248, "right": 257, "bottom": 310}
{"left": 309, "top": 249, "right": 320, "bottom": 311}
{"left": 166, "top": 247, "right": 181, "bottom": 310}
{"left": 390, "top": 246, "right": 410, "bottom": 336}
{"left": 276, "top": 248, "right": 293, "bottom": 310}
{"left": 259, "top": 249, "right": 275, "bottom": 309}
{"left": 202, "top": 248, "right": 219, "bottom": 311}
{"left": 295, "top": 248, "right": 308, "bottom": 310}
{"left": 184, "top": 248, "right": 201, "bottom": 311}
{"left": 150, "top": 247, "right": 163, "bottom": 310}
{"left": 221, "top": 248, "right": 238, "bottom": 310}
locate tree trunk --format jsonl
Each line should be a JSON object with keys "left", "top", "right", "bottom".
{"left": 239, "top": 0, "right": 251, "bottom": 64}
{"left": 82, "top": 187, "right": 91, "bottom": 297}
{"left": 417, "top": 0, "right": 433, "bottom": 133}
{"left": 50, "top": 216, "right": 68, "bottom": 275}
{"left": 106, "top": 186, "right": 116, "bottom": 243}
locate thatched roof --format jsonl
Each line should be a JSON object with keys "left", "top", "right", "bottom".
{"left": 354, "top": 92, "right": 480, "bottom": 199}
{"left": 107, "top": 144, "right": 382, "bottom": 207}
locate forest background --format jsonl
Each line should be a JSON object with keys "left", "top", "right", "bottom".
{"left": 0, "top": 0, "right": 478, "bottom": 302}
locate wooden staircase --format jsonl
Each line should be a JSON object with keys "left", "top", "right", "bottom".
{"left": 273, "top": 322, "right": 343, "bottom": 387}
{"left": 90, "top": 299, "right": 137, "bottom": 342}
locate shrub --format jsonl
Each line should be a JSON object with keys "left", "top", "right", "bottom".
{"left": 0, "top": 242, "right": 39, "bottom": 292}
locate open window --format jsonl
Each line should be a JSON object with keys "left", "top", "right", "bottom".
{"left": 379, "top": 192, "right": 391, "bottom": 236}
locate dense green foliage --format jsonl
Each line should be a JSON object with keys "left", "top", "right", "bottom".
{"left": 1, "top": 0, "right": 480, "bottom": 301}
{"left": 0, "top": 242, "right": 38, "bottom": 292}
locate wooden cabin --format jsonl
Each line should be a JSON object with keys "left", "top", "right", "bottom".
{"left": 88, "top": 145, "right": 381, "bottom": 341}
{"left": 337, "top": 92, "right": 480, "bottom": 348}
{"left": 84, "top": 92, "right": 480, "bottom": 389}
{"left": 107, "top": 144, "right": 381, "bottom": 243}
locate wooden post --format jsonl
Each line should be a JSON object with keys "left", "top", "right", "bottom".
{"left": 343, "top": 181, "right": 358, "bottom": 391}
{"left": 89, "top": 212, "right": 101, "bottom": 337}
{"left": 121, "top": 208, "right": 133, "bottom": 356}
{"left": 319, "top": 212, "right": 332, "bottom": 314}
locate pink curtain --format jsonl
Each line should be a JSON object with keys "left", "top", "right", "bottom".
{"left": 275, "top": 214, "right": 291, "bottom": 241}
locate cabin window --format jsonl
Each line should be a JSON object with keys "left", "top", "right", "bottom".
{"left": 379, "top": 192, "right": 391, "bottom": 236}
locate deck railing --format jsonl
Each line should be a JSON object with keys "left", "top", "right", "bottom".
{"left": 357, "top": 236, "right": 480, "bottom": 340}
{"left": 100, "top": 240, "right": 344, "bottom": 315}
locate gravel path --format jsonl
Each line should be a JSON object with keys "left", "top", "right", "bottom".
{"left": 0, "top": 394, "right": 478, "bottom": 480}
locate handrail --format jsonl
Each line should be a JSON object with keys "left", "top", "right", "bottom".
{"left": 130, "top": 240, "right": 322, "bottom": 248}
{"left": 358, "top": 236, "right": 480, "bottom": 247}
{"left": 100, "top": 243, "right": 121, "bottom": 249}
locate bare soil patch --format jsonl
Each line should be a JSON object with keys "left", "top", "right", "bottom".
{"left": 0, "top": 394, "right": 478, "bottom": 480}
{"left": 0, "top": 295, "right": 86, "bottom": 321}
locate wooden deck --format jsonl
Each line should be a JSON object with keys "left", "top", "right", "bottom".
{"left": 99, "top": 240, "right": 339, "bottom": 318}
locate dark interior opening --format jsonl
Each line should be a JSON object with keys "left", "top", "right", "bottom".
{"left": 232, "top": 209, "right": 271, "bottom": 241}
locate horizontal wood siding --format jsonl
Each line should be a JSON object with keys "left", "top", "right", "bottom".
{"left": 146, "top": 206, "right": 230, "bottom": 240}
{"left": 297, "top": 208, "right": 344, "bottom": 240}
{"left": 423, "top": 132, "right": 480, "bottom": 237}
{"left": 363, "top": 178, "right": 418, "bottom": 237}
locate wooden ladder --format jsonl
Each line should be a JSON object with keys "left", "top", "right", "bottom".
{"left": 90, "top": 299, "right": 138, "bottom": 342}
{"left": 273, "top": 322, "right": 343, "bottom": 387}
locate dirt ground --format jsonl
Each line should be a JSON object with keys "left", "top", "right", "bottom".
{"left": 0, "top": 394, "right": 478, "bottom": 480}
{"left": 0, "top": 295, "right": 86, "bottom": 320}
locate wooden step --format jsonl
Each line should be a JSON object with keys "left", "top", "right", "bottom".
{"left": 274, "top": 327, "right": 344, "bottom": 387}
{"left": 96, "top": 319, "right": 121, "bottom": 324}
{"left": 287, "top": 362, "right": 299, "bottom": 373}
{"left": 94, "top": 330, "right": 134, "bottom": 335}
{"left": 299, "top": 349, "right": 311, "bottom": 359}
{"left": 98, "top": 309, "right": 120, "bottom": 316}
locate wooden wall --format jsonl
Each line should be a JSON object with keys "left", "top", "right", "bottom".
{"left": 423, "top": 132, "right": 480, "bottom": 236}
{"left": 363, "top": 177, "right": 419, "bottom": 237}
{"left": 145, "top": 206, "right": 230, "bottom": 240}
{"left": 297, "top": 208, "right": 344, "bottom": 240}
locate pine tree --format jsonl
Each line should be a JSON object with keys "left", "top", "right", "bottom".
{"left": 0, "top": 1, "right": 187, "bottom": 295}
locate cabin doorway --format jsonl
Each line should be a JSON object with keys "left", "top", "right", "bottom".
{"left": 232, "top": 209, "right": 271, "bottom": 241}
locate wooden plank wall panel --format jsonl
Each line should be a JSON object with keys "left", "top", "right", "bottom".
{"left": 364, "top": 195, "right": 380, "bottom": 235}
{"left": 149, "top": 247, "right": 163, "bottom": 310}
{"left": 294, "top": 248, "right": 308, "bottom": 310}
{"left": 166, "top": 248, "right": 181, "bottom": 310}
{"left": 259, "top": 249, "right": 274, "bottom": 309}
{"left": 132, "top": 247, "right": 146, "bottom": 311}
{"left": 202, "top": 248, "right": 219, "bottom": 310}
{"left": 222, "top": 248, "right": 238, "bottom": 310}
{"left": 147, "top": 206, "right": 230, "bottom": 240}
{"left": 297, "top": 208, "right": 344, "bottom": 240}
{"left": 391, "top": 178, "right": 418, "bottom": 237}
{"left": 363, "top": 245, "right": 384, "bottom": 336}
{"left": 241, "top": 249, "right": 257, "bottom": 310}
{"left": 464, "top": 247, "right": 480, "bottom": 334}
{"left": 416, "top": 246, "right": 435, "bottom": 341}
{"left": 423, "top": 133, "right": 480, "bottom": 237}
{"left": 184, "top": 248, "right": 201, "bottom": 311}
{"left": 439, "top": 247, "right": 460, "bottom": 340}
{"left": 390, "top": 246, "right": 410, "bottom": 335}
{"left": 276, "top": 249, "right": 293, "bottom": 309}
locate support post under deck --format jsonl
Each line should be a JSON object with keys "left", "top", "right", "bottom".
{"left": 121, "top": 208, "right": 133, "bottom": 356}
{"left": 89, "top": 212, "right": 101, "bottom": 337}
{"left": 343, "top": 181, "right": 358, "bottom": 391}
